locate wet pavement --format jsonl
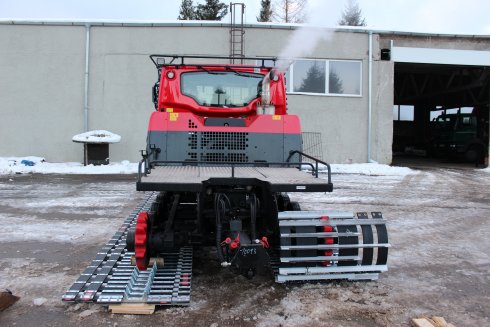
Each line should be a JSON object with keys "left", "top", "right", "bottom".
{"left": 0, "top": 169, "right": 489, "bottom": 326}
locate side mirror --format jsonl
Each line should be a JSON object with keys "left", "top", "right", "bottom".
{"left": 152, "top": 82, "right": 159, "bottom": 110}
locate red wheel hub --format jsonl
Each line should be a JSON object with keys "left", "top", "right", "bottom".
{"left": 134, "top": 211, "right": 149, "bottom": 270}
{"left": 321, "top": 216, "right": 334, "bottom": 266}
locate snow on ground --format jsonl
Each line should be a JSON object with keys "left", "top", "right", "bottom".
{"left": 0, "top": 156, "right": 138, "bottom": 175}
{"left": 0, "top": 168, "right": 489, "bottom": 326}
{"left": 308, "top": 162, "right": 416, "bottom": 176}
{"left": 0, "top": 156, "right": 416, "bottom": 176}
{"left": 329, "top": 162, "right": 415, "bottom": 176}
{"left": 0, "top": 215, "right": 116, "bottom": 243}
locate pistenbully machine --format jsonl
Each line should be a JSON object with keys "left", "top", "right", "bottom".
{"left": 63, "top": 55, "right": 389, "bottom": 307}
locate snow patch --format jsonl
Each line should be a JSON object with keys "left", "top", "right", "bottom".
{"left": 79, "top": 309, "right": 99, "bottom": 318}
{"left": 0, "top": 215, "right": 117, "bottom": 243}
{"left": 0, "top": 156, "right": 138, "bottom": 175}
{"left": 330, "top": 163, "right": 416, "bottom": 176}
{"left": 1, "top": 156, "right": 416, "bottom": 177}
{"left": 0, "top": 258, "right": 75, "bottom": 302}
{"left": 72, "top": 130, "right": 121, "bottom": 144}
{"left": 33, "top": 298, "right": 48, "bottom": 306}
{"left": 302, "top": 162, "right": 416, "bottom": 176}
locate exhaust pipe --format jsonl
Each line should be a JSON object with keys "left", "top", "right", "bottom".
{"left": 257, "top": 70, "right": 276, "bottom": 115}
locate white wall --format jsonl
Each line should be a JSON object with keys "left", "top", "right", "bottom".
{"left": 0, "top": 25, "right": 85, "bottom": 161}
{"left": 0, "top": 22, "right": 395, "bottom": 164}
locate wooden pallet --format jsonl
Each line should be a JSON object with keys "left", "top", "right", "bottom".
{"left": 411, "top": 316, "right": 456, "bottom": 327}
{"left": 109, "top": 303, "right": 155, "bottom": 315}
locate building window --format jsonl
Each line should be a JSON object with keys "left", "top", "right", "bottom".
{"left": 287, "top": 59, "right": 362, "bottom": 96}
{"left": 293, "top": 60, "right": 326, "bottom": 93}
{"left": 329, "top": 61, "right": 361, "bottom": 95}
{"left": 393, "top": 105, "right": 414, "bottom": 121}
{"left": 430, "top": 106, "right": 473, "bottom": 120}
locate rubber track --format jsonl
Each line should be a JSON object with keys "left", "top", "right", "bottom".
{"left": 62, "top": 192, "right": 193, "bottom": 306}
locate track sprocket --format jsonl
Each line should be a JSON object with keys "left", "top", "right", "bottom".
{"left": 135, "top": 211, "right": 150, "bottom": 270}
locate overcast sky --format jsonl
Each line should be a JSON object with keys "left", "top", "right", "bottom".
{"left": 1, "top": 0, "right": 489, "bottom": 35}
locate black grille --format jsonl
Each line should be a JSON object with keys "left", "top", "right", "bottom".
{"left": 186, "top": 131, "right": 249, "bottom": 162}
{"left": 188, "top": 132, "right": 198, "bottom": 149}
{"left": 201, "top": 132, "right": 248, "bottom": 150}
{"left": 200, "top": 153, "right": 248, "bottom": 163}
{"left": 187, "top": 152, "right": 197, "bottom": 161}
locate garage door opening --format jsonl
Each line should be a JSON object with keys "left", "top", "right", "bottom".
{"left": 392, "top": 63, "right": 489, "bottom": 167}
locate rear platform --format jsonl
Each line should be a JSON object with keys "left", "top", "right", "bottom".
{"left": 137, "top": 165, "right": 333, "bottom": 193}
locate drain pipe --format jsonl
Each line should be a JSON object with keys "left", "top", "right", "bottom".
{"left": 487, "top": 104, "right": 490, "bottom": 167}
{"left": 83, "top": 24, "right": 91, "bottom": 132}
{"left": 367, "top": 30, "right": 376, "bottom": 163}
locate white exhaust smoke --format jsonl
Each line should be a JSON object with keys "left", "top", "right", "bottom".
{"left": 275, "top": 1, "right": 336, "bottom": 73}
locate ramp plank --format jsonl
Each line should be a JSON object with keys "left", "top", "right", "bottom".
{"left": 109, "top": 303, "right": 155, "bottom": 315}
{"left": 411, "top": 317, "right": 455, "bottom": 327}
{"left": 411, "top": 318, "right": 437, "bottom": 327}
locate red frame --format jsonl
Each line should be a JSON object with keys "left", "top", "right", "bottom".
{"left": 148, "top": 112, "right": 302, "bottom": 134}
{"left": 157, "top": 65, "right": 287, "bottom": 117}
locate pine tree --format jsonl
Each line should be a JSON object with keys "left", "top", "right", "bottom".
{"left": 272, "top": 0, "right": 307, "bottom": 24}
{"left": 195, "top": 0, "right": 228, "bottom": 21}
{"left": 257, "top": 0, "right": 273, "bottom": 22}
{"left": 329, "top": 70, "right": 344, "bottom": 94}
{"left": 338, "top": 0, "right": 366, "bottom": 26}
{"left": 298, "top": 62, "right": 325, "bottom": 93}
{"left": 177, "top": 0, "right": 196, "bottom": 20}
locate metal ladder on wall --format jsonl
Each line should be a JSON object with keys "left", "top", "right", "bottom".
{"left": 229, "top": 3, "right": 245, "bottom": 64}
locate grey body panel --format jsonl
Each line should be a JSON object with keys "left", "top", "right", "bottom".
{"left": 147, "top": 131, "right": 302, "bottom": 164}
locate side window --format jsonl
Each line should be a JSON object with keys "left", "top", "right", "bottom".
{"left": 393, "top": 105, "right": 414, "bottom": 121}
{"left": 329, "top": 61, "right": 361, "bottom": 95}
{"left": 293, "top": 60, "right": 326, "bottom": 93}
{"left": 287, "top": 59, "right": 362, "bottom": 96}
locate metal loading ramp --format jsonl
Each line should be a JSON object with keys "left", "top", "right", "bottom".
{"left": 276, "top": 211, "right": 389, "bottom": 283}
{"left": 62, "top": 193, "right": 193, "bottom": 306}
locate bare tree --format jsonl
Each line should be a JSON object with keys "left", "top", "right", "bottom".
{"left": 272, "top": 0, "right": 307, "bottom": 24}
{"left": 338, "top": 0, "right": 366, "bottom": 26}
{"left": 257, "top": 0, "right": 273, "bottom": 22}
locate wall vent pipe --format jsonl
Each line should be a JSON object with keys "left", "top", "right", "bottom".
{"left": 83, "top": 24, "right": 91, "bottom": 132}
{"left": 367, "top": 30, "right": 374, "bottom": 163}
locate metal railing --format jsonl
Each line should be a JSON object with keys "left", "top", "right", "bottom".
{"left": 137, "top": 153, "right": 332, "bottom": 187}
{"left": 286, "top": 150, "right": 332, "bottom": 182}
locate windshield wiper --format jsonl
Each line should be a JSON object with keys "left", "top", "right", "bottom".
{"left": 208, "top": 104, "right": 241, "bottom": 108}
{"left": 225, "top": 66, "right": 260, "bottom": 78}
{"left": 196, "top": 66, "right": 222, "bottom": 75}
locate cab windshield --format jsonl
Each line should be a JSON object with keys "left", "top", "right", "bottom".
{"left": 181, "top": 71, "right": 263, "bottom": 108}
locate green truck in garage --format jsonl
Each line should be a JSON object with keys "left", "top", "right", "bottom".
{"left": 431, "top": 110, "right": 489, "bottom": 163}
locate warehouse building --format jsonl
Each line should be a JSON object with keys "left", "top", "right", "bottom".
{"left": 0, "top": 20, "right": 489, "bottom": 165}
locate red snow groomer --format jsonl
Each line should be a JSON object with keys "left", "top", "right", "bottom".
{"left": 63, "top": 55, "right": 389, "bottom": 307}
{"left": 128, "top": 54, "right": 389, "bottom": 284}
